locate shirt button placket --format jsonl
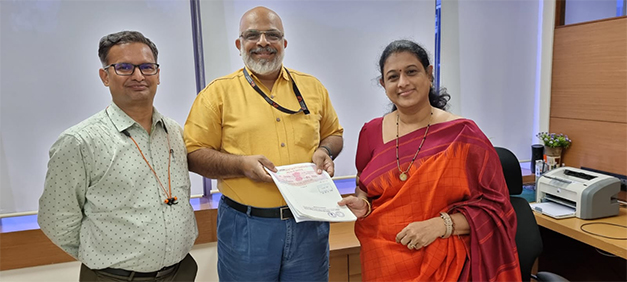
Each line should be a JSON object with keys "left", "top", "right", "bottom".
{"left": 276, "top": 116, "right": 285, "bottom": 148}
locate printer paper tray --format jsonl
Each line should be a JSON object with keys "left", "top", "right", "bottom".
{"left": 530, "top": 202, "right": 576, "bottom": 219}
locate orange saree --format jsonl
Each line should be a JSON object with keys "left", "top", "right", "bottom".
{"left": 355, "top": 118, "right": 521, "bottom": 281}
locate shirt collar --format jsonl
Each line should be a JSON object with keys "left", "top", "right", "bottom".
{"left": 243, "top": 65, "right": 290, "bottom": 83}
{"left": 106, "top": 102, "right": 165, "bottom": 133}
{"left": 278, "top": 65, "right": 290, "bottom": 81}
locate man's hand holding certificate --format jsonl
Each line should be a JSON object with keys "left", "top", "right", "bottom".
{"left": 265, "top": 163, "right": 357, "bottom": 223}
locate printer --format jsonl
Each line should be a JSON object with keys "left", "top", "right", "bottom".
{"left": 536, "top": 167, "right": 621, "bottom": 219}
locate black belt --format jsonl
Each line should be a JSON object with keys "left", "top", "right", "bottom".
{"left": 100, "top": 263, "right": 178, "bottom": 279}
{"left": 223, "top": 196, "right": 293, "bottom": 220}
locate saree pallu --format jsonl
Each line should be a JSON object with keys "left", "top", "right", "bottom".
{"left": 355, "top": 118, "right": 521, "bottom": 282}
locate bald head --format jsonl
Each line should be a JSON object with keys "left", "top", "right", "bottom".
{"left": 239, "top": 6, "right": 284, "bottom": 35}
{"left": 236, "top": 6, "right": 287, "bottom": 77}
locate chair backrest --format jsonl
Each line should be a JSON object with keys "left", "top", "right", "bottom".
{"left": 495, "top": 147, "right": 523, "bottom": 195}
{"left": 510, "top": 196, "right": 544, "bottom": 281}
{"left": 495, "top": 147, "right": 543, "bottom": 282}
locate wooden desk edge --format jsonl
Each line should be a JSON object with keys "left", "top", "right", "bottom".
{"left": 533, "top": 208, "right": 627, "bottom": 259}
{"left": 1, "top": 208, "right": 361, "bottom": 271}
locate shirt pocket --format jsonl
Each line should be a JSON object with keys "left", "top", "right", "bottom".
{"left": 169, "top": 144, "right": 192, "bottom": 198}
{"left": 293, "top": 113, "right": 321, "bottom": 150}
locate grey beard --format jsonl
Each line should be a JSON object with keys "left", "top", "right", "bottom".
{"left": 241, "top": 49, "right": 284, "bottom": 75}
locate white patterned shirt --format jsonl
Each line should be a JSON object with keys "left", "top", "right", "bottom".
{"left": 38, "top": 102, "right": 198, "bottom": 272}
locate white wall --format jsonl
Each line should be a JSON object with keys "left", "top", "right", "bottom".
{"left": 0, "top": 0, "right": 203, "bottom": 215}
{"left": 198, "top": 0, "right": 436, "bottom": 179}
{"left": 565, "top": 0, "right": 619, "bottom": 25}
{"left": 0, "top": 0, "right": 559, "bottom": 214}
{"left": 0, "top": 0, "right": 561, "bottom": 278}
{"left": 440, "top": 0, "right": 554, "bottom": 162}
{"left": 538, "top": 0, "right": 557, "bottom": 137}
{"left": 0, "top": 243, "right": 219, "bottom": 282}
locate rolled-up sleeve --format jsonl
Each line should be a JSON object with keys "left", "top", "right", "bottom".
{"left": 38, "top": 134, "right": 88, "bottom": 259}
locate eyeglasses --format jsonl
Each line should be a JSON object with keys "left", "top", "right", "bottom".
{"left": 240, "top": 30, "right": 283, "bottom": 42}
{"left": 104, "top": 63, "right": 159, "bottom": 76}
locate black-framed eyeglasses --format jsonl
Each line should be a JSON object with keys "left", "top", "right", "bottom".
{"left": 104, "top": 63, "right": 159, "bottom": 76}
{"left": 240, "top": 30, "right": 283, "bottom": 42}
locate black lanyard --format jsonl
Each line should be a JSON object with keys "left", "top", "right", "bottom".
{"left": 243, "top": 67, "right": 310, "bottom": 115}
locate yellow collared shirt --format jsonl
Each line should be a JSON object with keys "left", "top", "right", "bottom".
{"left": 185, "top": 66, "right": 343, "bottom": 207}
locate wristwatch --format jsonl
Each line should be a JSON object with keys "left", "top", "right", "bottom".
{"left": 319, "top": 145, "right": 334, "bottom": 159}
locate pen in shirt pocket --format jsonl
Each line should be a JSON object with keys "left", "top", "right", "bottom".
{"left": 170, "top": 149, "right": 175, "bottom": 162}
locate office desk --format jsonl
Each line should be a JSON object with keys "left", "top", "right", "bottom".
{"left": 0, "top": 185, "right": 362, "bottom": 274}
{"left": 533, "top": 206, "right": 627, "bottom": 259}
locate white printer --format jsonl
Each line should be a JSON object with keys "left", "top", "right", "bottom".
{"left": 536, "top": 167, "right": 621, "bottom": 219}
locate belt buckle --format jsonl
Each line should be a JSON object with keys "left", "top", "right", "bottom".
{"left": 280, "top": 207, "right": 290, "bottom": 220}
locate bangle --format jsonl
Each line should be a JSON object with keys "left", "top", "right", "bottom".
{"left": 440, "top": 212, "right": 453, "bottom": 238}
{"left": 361, "top": 197, "right": 372, "bottom": 218}
{"left": 319, "top": 145, "right": 334, "bottom": 159}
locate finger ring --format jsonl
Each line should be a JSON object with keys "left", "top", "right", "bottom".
{"left": 408, "top": 244, "right": 415, "bottom": 249}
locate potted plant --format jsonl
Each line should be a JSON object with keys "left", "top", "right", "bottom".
{"left": 536, "top": 132, "right": 572, "bottom": 169}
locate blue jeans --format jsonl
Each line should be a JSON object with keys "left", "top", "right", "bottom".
{"left": 217, "top": 197, "right": 330, "bottom": 282}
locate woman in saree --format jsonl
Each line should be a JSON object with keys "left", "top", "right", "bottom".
{"left": 339, "top": 40, "right": 521, "bottom": 281}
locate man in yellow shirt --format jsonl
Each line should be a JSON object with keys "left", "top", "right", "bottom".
{"left": 184, "top": 6, "right": 344, "bottom": 281}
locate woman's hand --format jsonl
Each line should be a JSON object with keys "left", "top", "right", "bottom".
{"left": 395, "top": 217, "right": 446, "bottom": 251}
{"left": 338, "top": 195, "right": 369, "bottom": 218}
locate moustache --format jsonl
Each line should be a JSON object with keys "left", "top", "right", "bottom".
{"left": 250, "top": 46, "right": 277, "bottom": 55}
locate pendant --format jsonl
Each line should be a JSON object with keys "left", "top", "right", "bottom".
{"left": 399, "top": 172, "right": 408, "bottom": 181}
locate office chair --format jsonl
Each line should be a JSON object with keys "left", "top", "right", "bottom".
{"left": 494, "top": 147, "right": 569, "bottom": 282}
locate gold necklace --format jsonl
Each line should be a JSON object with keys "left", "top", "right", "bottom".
{"left": 396, "top": 110, "right": 432, "bottom": 181}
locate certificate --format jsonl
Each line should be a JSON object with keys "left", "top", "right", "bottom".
{"left": 265, "top": 163, "right": 357, "bottom": 223}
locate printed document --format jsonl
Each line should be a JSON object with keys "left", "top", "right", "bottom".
{"left": 265, "top": 163, "right": 357, "bottom": 223}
